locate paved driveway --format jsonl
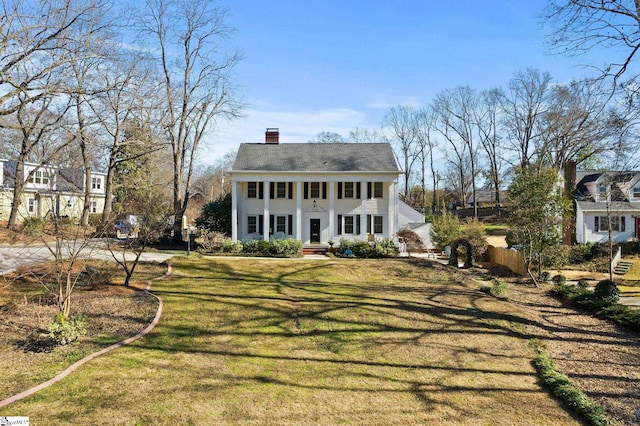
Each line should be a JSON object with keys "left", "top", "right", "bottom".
{"left": 0, "top": 239, "right": 176, "bottom": 276}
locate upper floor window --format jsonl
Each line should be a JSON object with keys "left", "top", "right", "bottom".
{"left": 92, "top": 176, "right": 102, "bottom": 190}
{"left": 310, "top": 182, "right": 320, "bottom": 198}
{"left": 30, "top": 170, "right": 50, "bottom": 185}
{"left": 276, "top": 182, "right": 286, "bottom": 198}
{"left": 344, "top": 182, "right": 354, "bottom": 198}
{"left": 248, "top": 182, "right": 257, "bottom": 198}
{"left": 633, "top": 186, "right": 640, "bottom": 199}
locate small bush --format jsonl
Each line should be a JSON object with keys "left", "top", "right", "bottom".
{"left": 218, "top": 239, "right": 243, "bottom": 254}
{"left": 22, "top": 217, "right": 46, "bottom": 236}
{"left": 577, "top": 279, "right": 589, "bottom": 289}
{"left": 540, "top": 271, "right": 551, "bottom": 282}
{"left": 47, "top": 313, "right": 87, "bottom": 346}
{"left": 593, "top": 280, "right": 619, "bottom": 303}
{"left": 481, "top": 279, "right": 509, "bottom": 298}
{"left": 570, "top": 243, "right": 597, "bottom": 264}
{"left": 551, "top": 274, "right": 566, "bottom": 285}
{"left": 197, "top": 231, "right": 228, "bottom": 252}
{"left": 241, "top": 239, "right": 269, "bottom": 254}
{"left": 268, "top": 238, "right": 303, "bottom": 257}
{"left": 337, "top": 238, "right": 396, "bottom": 258}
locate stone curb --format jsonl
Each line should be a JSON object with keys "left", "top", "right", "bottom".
{"left": 0, "top": 265, "right": 171, "bottom": 409}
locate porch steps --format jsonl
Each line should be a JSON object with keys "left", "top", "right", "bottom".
{"left": 302, "top": 246, "right": 328, "bottom": 256}
{"left": 614, "top": 260, "right": 633, "bottom": 275}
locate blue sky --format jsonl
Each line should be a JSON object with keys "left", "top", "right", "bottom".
{"left": 201, "top": 0, "right": 607, "bottom": 164}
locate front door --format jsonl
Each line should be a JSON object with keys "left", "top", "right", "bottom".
{"left": 310, "top": 219, "right": 321, "bottom": 243}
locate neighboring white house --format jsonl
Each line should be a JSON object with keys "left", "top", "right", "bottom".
{"left": 573, "top": 170, "right": 640, "bottom": 244}
{"left": 0, "top": 159, "right": 106, "bottom": 222}
{"left": 230, "top": 129, "right": 423, "bottom": 244}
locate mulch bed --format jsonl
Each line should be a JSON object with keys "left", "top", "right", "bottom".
{"left": 468, "top": 263, "right": 640, "bottom": 425}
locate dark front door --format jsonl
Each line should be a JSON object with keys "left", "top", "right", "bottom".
{"left": 310, "top": 219, "right": 321, "bottom": 243}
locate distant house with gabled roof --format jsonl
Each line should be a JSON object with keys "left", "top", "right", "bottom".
{"left": 572, "top": 169, "right": 640, "bottom": 244}
{"left": 229, "top": 128, "right": 422, "bottom": 244}
{"left": 0, "top": 159, "right": 106, "bottom": 222}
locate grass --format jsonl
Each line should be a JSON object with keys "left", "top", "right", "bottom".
{"left": 1, "top": 258, "right": 578, "bottom": 424}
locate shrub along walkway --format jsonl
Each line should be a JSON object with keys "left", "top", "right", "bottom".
{"left": 1, "top": 257, "right": 631, "bottom": 424}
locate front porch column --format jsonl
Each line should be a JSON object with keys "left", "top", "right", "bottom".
{"left": 388, "top": 181, "right": 396, "bottom": 239}
{"left": 389, "top": 181, "right": 400, "bottom": 239}
{"left": 263, "top": 181, "right": 270, "bottom": 242}
{"left": 360, "top": 180, "right": 367, "bottom": 240}
{"left": 329, "top": 181, "right": 335, "bottom": 240}
{"left": 296, "top": 181, "right": 302, "bottom": 241}
{"left": 231, "top": 180, "right": 238, "bottom": 242}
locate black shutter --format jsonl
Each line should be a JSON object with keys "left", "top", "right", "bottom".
{"left": 270, "top": 182, "right": 275, "bottom": 199}
{"left": 304, "top": 182, "right": 309, "bottom": 199}
{"left": 269, "top": 215, "right": 274, "bottom": 236}
{"left": 259, "top": 182, "right": 264, "bottom": 199}
{"left": 356, "top": 182, "right": 361, "bottom": 199}
{"left": 594, "top": 216, "right": 599, "bottom": 232}
{"left": 288, "top": 214, "right": 293, "bottom": 235}
{"left": 338, "top": 182, "right": 343, "bottom": 199}
{"left": 322, "top": 182, "right": 327, "bottom": 199}
{"left": 259, "top": 214, "right": 264, "bottom": 235}
{"left": 337, "top": 215, "right": 342, "bottom": 235}
{"left": 621, "top": 216, "right": 626, "bottom": 232}
{"left": 288, "top": 182, "right": 293, "bottom": 199}
{"left": 356, "top": 215, "right": 361, "bottom": 235}
{"left": 367, "top": 214, "right": 372, "bottom": 233}
{"left": 367, "top": 182, "right": 372, "bottom": 199}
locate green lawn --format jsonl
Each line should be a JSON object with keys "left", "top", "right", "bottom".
{"left": 1, "top": 258, "right": 577, "bottom": 425}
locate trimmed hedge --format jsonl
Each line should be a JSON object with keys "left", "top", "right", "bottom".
{"left": 200, "top": 237, "right": 302, "bottom": 258}
{"left": 533, "top": 347, "right": 613, "bottom": 426}
{"left": 337, "top": 238, "right": 397, "bottom": 258}
{"left": 550, "top": 282, "right": 640, "bottom": 332}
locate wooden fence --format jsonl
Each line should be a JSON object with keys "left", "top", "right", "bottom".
{"left": 486, "top": 245, "right": 527, "bottom": 276}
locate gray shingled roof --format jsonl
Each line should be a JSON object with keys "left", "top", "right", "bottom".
{"left": 232, "top": 143, "right": 399, "bottom": 172}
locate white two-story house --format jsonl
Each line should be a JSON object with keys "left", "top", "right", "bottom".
{"left": 573, "top": 170, "right": 640, "bottom": 244}
{"left": 0, "top": 159, "right": 106, "bottom": 222}
{"left": 230, "top": 129, "right": 421, "bottom": 245}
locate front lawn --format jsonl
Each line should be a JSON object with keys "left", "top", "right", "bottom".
{"left": 1, "top": 258, "right": 577, "bottom": 424}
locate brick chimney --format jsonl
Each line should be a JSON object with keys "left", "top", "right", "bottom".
{"left": 265, "top": 128, "right": 279, "bottom": 144}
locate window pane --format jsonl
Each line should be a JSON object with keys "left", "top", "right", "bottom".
{"left": 374, "top": 182, "right": 383, "bottom": 198}
{"left": 345, "top": 216, "right": 354, "bottom": 233}
{"left": 248, "top": 216, "right": 257, "bottom": 233}
{"left": 277, "top": 182, "right": 286, "bottom": 198}
{"left": 248, "top": 182, "right": 257, "bottom": 198}
{"left": 310, "top": 182, "right": 320, "bottom": 198}
{"left": 277, "top": 216, "right": 286, "bottom": 233}
{"left": 344, "top": 182, "right": 354, "bottom": 198}
{"left": 374, "top": 216, "right": 383, "bottom": 233}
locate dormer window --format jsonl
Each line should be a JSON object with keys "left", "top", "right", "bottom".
{"left": 92, "top": 176, "right": 102, "bottom": 191}
{"left": 597, "top": 184, "right": 607, "bottom": 201}
{"left": 633, "top": 186, "right": 640, "bottom": 200}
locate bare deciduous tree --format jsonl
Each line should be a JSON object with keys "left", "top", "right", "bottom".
{"left": 383, "top": 105, "right": 418, "bottom": 202}
{"left": 137, "top": 0, "right": 243, "bottom": 243}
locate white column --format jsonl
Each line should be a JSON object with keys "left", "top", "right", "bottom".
{"left": 296, "top": 181, "right": 302, "bottom": 241}
{"left": 393, "top": 181, "right": 399, "bottom": 238}
{"left": 329, "top": 181, "right": 335, "bottom": 240}
{"left": 388, "top": 181, "right": 395, "bottom": 239}
{"left": 231, "top": 180, "right": 238, "bottom": 242}
{"left": 361, "top": 180, "right": 367, "bottom": 240}
{"left": 263, "top": 181, "right": 270, "bottom": 242}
